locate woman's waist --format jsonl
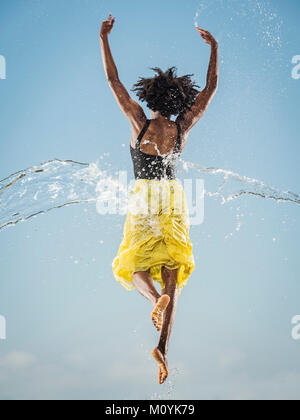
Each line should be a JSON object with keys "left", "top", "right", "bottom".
{"left": 128, "top": 178, "right": 187, "bottom": 212}
{"left": 133, "top": 178, "right": 183, "bottom": 188}
{"left": 131, "top": 150, "right": 179, "bottom": 181}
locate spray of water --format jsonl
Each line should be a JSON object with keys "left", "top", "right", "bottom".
{"left": 0, "top": 158, "right": 299, "bottom": 232}
{"left": 193, "top": 0, "right": 283, "bottom": 50}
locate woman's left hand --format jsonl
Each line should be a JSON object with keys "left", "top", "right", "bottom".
{"left": 196, "top": 26, "right": 218, "bottom": 47}
{"left": 100, "top": 13, "right": 116, "bottom": 38}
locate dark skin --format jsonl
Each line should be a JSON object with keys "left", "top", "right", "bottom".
{"left": 100, "top": 14, "right": 218, "bottom": 384}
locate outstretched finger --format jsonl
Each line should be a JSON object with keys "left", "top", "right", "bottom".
{"left": 108, "top": 14, "right": 116, "bottom": 23}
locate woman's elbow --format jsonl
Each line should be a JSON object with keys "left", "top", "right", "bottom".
{"left": 205, "top": 78, "right": 218, "bottom": 95}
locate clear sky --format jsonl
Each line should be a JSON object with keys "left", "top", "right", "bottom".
{"left": 0, "top": 0, "right": 300, "bottom": 400}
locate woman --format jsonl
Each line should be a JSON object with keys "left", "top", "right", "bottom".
{"left": 100, "top": 14, "right": 218, "bottom": 385}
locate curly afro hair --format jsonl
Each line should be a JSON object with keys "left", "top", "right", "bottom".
{"left": 131, "top": 66, "right": 201, "bottom": 119}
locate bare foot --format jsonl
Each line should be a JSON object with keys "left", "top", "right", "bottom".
{"left": 152, "top": 347, "right": 168, "bottom": 384}
{"left": 151, "top": 295, "right": 170, "bottom": 332}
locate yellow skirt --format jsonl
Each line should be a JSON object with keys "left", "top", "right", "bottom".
{"left": 112, "top": 179, "right": 195, "bottom": 296}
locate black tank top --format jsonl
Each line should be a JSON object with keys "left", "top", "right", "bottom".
{"left": 130, "top": 119, "right": 182, "bottom": 180}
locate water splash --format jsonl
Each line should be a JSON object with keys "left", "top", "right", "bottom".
{"left": 0, "top": 158, "right": 299, "bottom": 232}
{"left": 0, "top": 159, "right": 96, "bottom": 230}
{"left": 180, "top": 161, "right": 300, "bottom": 205}
{"left": 150, "top": 367, "right": 182, "bottom": 400}
{"left": 193, "top": 0, "right": 283, "bottom": 50}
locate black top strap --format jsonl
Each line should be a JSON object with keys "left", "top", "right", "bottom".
{"left": 174, "top": 121, "right": 182, "bottom": 154}
{"left": 136, "top": 119, "right": 151, "bottom": 149}
{"left": 135, "top": 119, "right": 182, "bottom": 154}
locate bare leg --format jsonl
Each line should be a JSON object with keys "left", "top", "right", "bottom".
{"left": 152, "top": 266, "right": 178, "bottom": 384}
{"left": 132, "top": 270, "right": 161, "bottom": 306}
{"left": 158, "top": 267, "right": 178, "bottom": 355}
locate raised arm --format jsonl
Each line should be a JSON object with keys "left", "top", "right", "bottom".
{"left": 176, "top": 27, "right": 219, "bottom": 132}
{"left": 100, "top": 14, "right": 118, "bottom": 82}
{"left": 100, "top": 14, "right": 146, "bottom": 128}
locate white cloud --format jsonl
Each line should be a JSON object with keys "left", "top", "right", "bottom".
{"left": 0, "top": 351, "right": 36, "bottom": 370}
{"left": 220, "top": 371, "right": 300, "bottom": 400}
{"left": 219, "top": 349, "right": 246, "bottom": 370}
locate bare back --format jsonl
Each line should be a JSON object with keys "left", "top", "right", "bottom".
{"left": 130, "top": 118, "right": 189, "bottom": 156}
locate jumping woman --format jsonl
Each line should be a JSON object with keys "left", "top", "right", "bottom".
{"left": 100, "top": 14, "right": 218, "bottom": 384}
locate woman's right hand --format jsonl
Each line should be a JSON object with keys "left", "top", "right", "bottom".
{"left": 100, "top": 13, "right": 116, "bottom": 38}
{"left": 196, "top": 27, "right": 218, "bottom": 47}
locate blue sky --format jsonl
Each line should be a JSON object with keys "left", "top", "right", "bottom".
{"left": 0, "top": 0, "right": 300, "bottom": 400}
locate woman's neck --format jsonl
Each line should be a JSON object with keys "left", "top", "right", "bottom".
{"left": 150, "top": 112, "right": 170, "bottom": 122}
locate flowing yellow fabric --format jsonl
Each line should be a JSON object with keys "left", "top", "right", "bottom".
{"left": 112, "top": 179, "right": 195, "bottom": 296}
